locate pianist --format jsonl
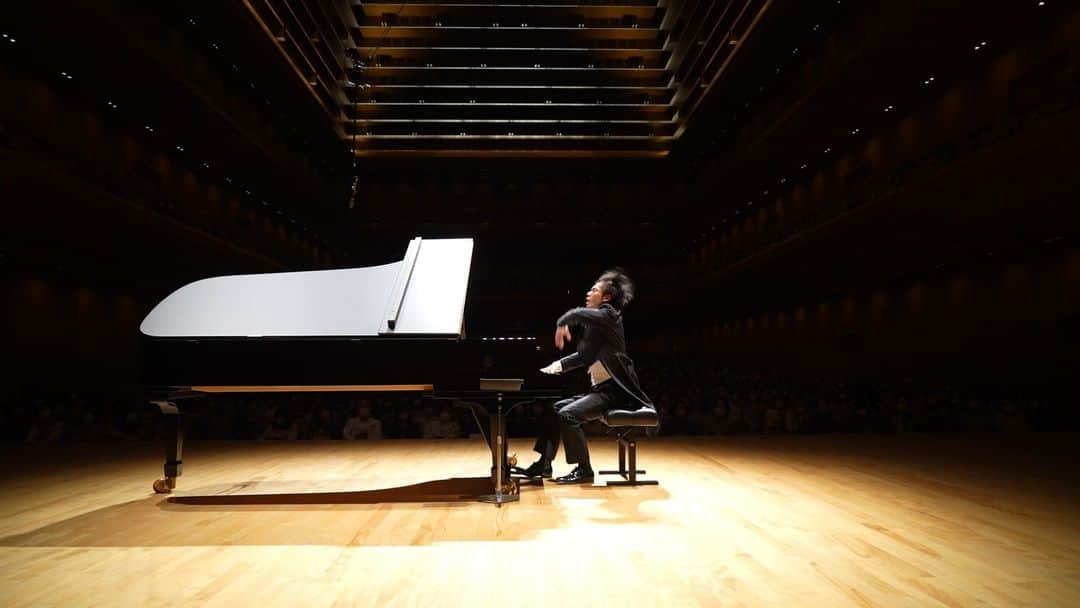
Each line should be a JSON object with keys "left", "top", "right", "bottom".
{"left": 525, "top": 269, "right": 653, "bottom": 484}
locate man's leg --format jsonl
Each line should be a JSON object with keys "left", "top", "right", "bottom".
{"left": 522, "top": 398, "right": 573, "bottom": 477}
{"left": 533, "top": 397, "right": 573, "bottom": 461}
{"left": 556, "top": 390, "right": 615, "bottom": 479}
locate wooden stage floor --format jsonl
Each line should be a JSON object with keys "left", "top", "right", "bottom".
{"left": 1, "top": 435, "right": 1078, "bottom": 607}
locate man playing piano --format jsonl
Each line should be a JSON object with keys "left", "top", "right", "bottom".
{"left": 524, "top": 269, "right": 653, "bottom": 484}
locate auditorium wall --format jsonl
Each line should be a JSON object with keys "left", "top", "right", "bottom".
{"left": 701, "top": 246, "right": 1080, "bottom": 389}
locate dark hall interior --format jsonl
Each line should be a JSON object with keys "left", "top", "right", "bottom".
{"left": 3, "top": 0, "right": 1079, "bottom": 438}
{"left": 4, "top": 3, "right": 1080, "bottom": 606}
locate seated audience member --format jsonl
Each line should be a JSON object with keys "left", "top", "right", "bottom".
{"left": 964, "top": 398, "right": 993, "bottom": 432}
{"left": 25, "top": 402, "right": 64, "bottom": 442}
{"left": 764, "top": 400, "right": 784, "bottom": 434}
{"left": 66, "top": 395, "right": 97, "bottom": 440}
{"left": 686, "top": 403, "right": 709, "bottom": 435}
{"left": 784, "top": 402, "right": 802, "bottom": 434}
{"left": 664, "top": 402, "right": 694, "bottom": 435}
{"left": 207, "top": 398, "right": 237, "bottom": 439}
{"left": 745, "top": 397, "right": 765, "bottom": 434}
{"left": 309, "top": 407, "right": 340, "bottom": 439}
{"left": 812, "top": 399, "right": 834, "bottom": 433}
{"left": 994, "top": 400, "right": 1029, "bottom": 433}
{"left": 891, "top": 399, "right": 909, "bottom": 433}
{"left": 343, "top": 402, "right": 383, "bottom": 440}
{"left": 381, "top": 409, "right": 413, "bottom": 439}
{"left": 705, "top": 400, "right": 729, "bottom": 435}
{"left": 726, "top": 398, "right": 745, "bottom": 433}
{"left": 423, "top": 406, "right": 461, "bottom": 439}
{"left": 261, "top": 406, "right": 298, "bottom": 440}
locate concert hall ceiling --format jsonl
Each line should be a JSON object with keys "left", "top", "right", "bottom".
{"left": 6, "top": 0, "right": 1074, "bottom": 287}
{"left": 245, "top": 0, "right": 773, "bottom": 158}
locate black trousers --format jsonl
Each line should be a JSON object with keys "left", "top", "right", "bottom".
{"left": 533, "top": 381, "right": 627, "bottom": 468}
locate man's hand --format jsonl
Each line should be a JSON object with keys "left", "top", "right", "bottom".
{"left": 540, "top": 361, "right": 563, "bottom": 375}
{"left": 554, "top": 324, "right": 572, "bottom": 350}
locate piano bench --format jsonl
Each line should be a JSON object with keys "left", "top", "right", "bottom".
{"left": 598, "top": 407, "right": 660, "bottom": 486}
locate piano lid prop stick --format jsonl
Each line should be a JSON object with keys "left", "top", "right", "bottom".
{"left": 383, "top": 237, "right": 422, "bottom": 332}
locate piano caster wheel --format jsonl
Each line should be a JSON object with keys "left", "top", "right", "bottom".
{"left": 153, "top": 478, "right": 174, "bottom": 494}
{"left": 508, "top": 453, "right": 518, "bottom": 468}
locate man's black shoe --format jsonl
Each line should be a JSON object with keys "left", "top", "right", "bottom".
{"left": 521, "top": 460, "right": 553, "bottom": 478}
{"left": 554, "top": 466, "right": 595, "bottom": 484}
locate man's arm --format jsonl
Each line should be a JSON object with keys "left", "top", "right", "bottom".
{"left": 554, "top": 324, "right": 572, "bottom": 350}
{"left": 539, "top": 352, "right": 584, "bottom": 375}
{"left": 558, "top": 352, "right": 585, "bottom": 371}
{"left": 556, "top": 306, "right": 612, "bottom": 328}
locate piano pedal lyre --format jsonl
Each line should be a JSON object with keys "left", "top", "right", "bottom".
{"left": 503, "top": 453, "right": 519, "bottom": 493}
{"left": 502, "top": 478, "right": 519, "bottom": 495}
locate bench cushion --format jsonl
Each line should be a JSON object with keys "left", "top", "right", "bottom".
{"left": 603, "top": 407, "right": 659, "bottom": 427}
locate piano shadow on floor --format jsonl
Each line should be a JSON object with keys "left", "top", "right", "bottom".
{"left": 0, "top": 475, "right": 673, "bottom": 548}
{"left": 164, "top": 476, "right": 513, "bottom": 506}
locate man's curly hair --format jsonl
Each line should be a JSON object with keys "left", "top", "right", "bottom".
{"left": 597, "top": 268, "right": 635, "bottom": 310}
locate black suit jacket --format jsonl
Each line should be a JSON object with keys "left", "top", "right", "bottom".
{"left": 556, "top": 303, "right": 653, "bottom": 409}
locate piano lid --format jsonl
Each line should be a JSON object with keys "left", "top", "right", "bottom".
{"left": 140, "top": 237, "right": 473, "bottom": 339}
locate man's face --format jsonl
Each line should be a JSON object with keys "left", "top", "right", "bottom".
{"left": 585, "top": 281, "right": 610, "bottom": 308}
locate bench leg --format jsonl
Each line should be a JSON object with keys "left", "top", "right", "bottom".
{"left": 601, "top": 434, "right": 657, "bottom": 486}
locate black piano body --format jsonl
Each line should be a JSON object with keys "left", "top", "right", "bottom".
{"left": 140, "top": 238, "right": 563, "bottom": 504}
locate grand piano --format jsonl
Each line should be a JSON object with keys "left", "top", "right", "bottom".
{"left": 140, "top": 237, "right": 562, "bottom": 504}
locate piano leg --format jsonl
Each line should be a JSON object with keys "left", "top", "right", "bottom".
{"left": 151, "top": 400, "right": 184, "bottom": 493}
{"left": 479, "top": 392, "right": 519, "bottom": 505}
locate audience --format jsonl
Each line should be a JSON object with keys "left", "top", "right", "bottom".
{"left": 2, "top": 357, "right": 1075, "bottom": 442}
